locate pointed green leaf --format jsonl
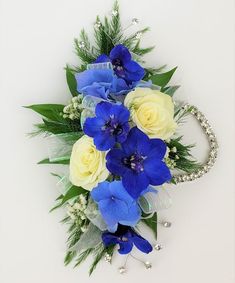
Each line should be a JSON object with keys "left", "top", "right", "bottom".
{"left": 25, "top": 104, "right": 64, "bottom": 121}
{"left": 66, "top": 67, "right": 78, "bottom": 97}
{"left": 38, "top": 158, "right": 70, "bottom": 165}
{"left": 150, "top": 67, "right": 177, "bottom": 87}
{"left": 50, "top": 186, "right": 88, "bottom": 212}
{"left": 142, "top": 212, "right": 158, "bottom": 239}
{"left": 61, "top": 186, "right": 87, "bottom": 205}
{"left": 162, "top": 85, "right": 180, "bottom": 97}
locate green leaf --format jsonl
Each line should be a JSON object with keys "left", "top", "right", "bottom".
{"left": 61, "top": 186, "right": 87, "bottom": 205}
{"left": 38, "top": 158, "right": 70, "bottom": 165}
{"left": 66, "top": 66, "right": 78, "bottom": 97}
{"left": 39, "top": 119, "right": 81, "bottom": 135}
{"left": 25, "top": 104, "right": 65, "bottom": 121}
{"left": 89, "top": 245, "right": 106, "bottom": 276}
{"left": 64, "top": 251, "right": 77, "bottom": 266}
{"left": 50, "top": 186, "right": 87, "bottom": 212}
{"left": 142, "top": 212, "right": 158, "bottom": 239}
{"left": 162, "top": 85, "right": 180, "bottom": 97}
{"left": 150, "top": 67, "right": 177, "bottom": 87}
{"left": 74, "top": 248, "right": 94, "bottom": 268}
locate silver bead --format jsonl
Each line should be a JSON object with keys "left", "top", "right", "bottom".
{"left": 135, "top": 32, "right": 142, "bottom": 39}
{"left": 119, "top": 266, "right": 126, "bottom": 274}
{"left": 132, "top": 18, "right": 139, "bottom": 25}
{"left": 112, "top": 10, "right": 118, "bottom": 16}
{"left": 78, "top": 41, "right": 85, "bottom": 49}
{"left": 162, "top": 221, "right": 172, "bottom": 228}
{"left": 144, "top": 261, "right": 152, "bottom": 269}
{"left": 104, "top": 253, "right": 112, "bottom": 263}
{"left": 94, "top": 21, "right": 101, "bottom": 29}
{"left": 154, "top": 243, "right": 163, "bottom": 251}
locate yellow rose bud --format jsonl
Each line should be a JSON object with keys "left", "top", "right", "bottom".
{"left": 124, "top": 88, "right": 177, "bottom": 140}
{"left": 69, "top": 135, "right": 109, "bottom": 190}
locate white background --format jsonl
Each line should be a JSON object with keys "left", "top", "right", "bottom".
{"left": 0, "top": 0, "right": 234, "bottom": 282}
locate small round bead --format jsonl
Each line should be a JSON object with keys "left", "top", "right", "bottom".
{"left": 132, "top": 18, "right": 139, "bottom": 25}
{"left": 162, "top": 221, "right": 172, "bottom": 228}
{"left": 119, "top": 266, "right": 126, "bottom": 274}
{"left": 135, "top": 32, "right": 142, "bottom": 39}
{"left": 112, "top": 10, "right": 118, "bottom": 16}
{"left": 154, "top": 243, "right": 163, "bottom": 251}
{"left": 78, "top": 41, "right": 85, "bottom": 49}
{"left": 144, "top": 261, "right": 152, "bottom": 269}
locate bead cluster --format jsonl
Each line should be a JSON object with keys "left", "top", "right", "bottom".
{"left": 172, "top": 104, "right": 218, "bottom": 184}
{"left": 67, "top": 195, "right": 88, "bottom": 232}
{"left": 104, "top": 252, "right": 112, "bottom": 263}
{"left": 165, "top": 146, "right": 178, "bottom": 169}
{"left": 62, "top": 95, "right": 83, "bottom": 120}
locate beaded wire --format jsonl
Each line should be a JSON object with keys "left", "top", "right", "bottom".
{"left": 172, "top": 104, "right": 219, "bottom": 184}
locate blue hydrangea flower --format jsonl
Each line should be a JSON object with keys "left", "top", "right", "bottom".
{"left": 106, "top": 127, "right": 172, "bottom": 199}
{"left": 75, "top": 69, "right": 131, "bottom": 99}
{"left": 102, "top": 225, "right": 153, "bottom": 254}
{"left": 84, "top": 101, "right": 130, "bottom": 150}
{"left": 95, "top": 44, "right": 145, "bottom": 84}
{"left": 91, "top": 181, "right": 141, "bottom": 232}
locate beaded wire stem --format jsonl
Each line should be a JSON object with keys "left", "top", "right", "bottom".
{"left": 172, "top": 104, "right": 219, "bottom": 184}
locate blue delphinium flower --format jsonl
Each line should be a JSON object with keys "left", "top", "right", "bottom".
{"left": 106, "top": 127, "right": 172, "bottom": 199}
{"left": 75, "top": 69, "right": 130, "bottom": 99}
{"left": 95, "top": 44, "right": 145, "bottom": 84}
{"left": 102, "top": 225, "right": 153, "bottom": 254}
{"left": 83, "top": 101, "right": 130, "bottom": 151}
{"left": 91, "top": 181, "right": 141, "bottom": 232}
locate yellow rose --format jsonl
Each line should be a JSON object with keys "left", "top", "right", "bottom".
{"left": 69, "top": 135, "right": 109, "bottom": 190}
{"left": 124, "top": 88, "right": 177, "bottom": 140}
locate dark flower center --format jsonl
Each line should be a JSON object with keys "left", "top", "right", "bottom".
{"left": 122, "top": 153, "right": 145, "bottom": 173}
{"left": 112, "top": 58, "right": 122, "bottom": 67}
{"left": 112, "top": 58, "right": 125, "bottom": 77}
{"left": 103, "top": 116, "right": 123, "bottom": 136}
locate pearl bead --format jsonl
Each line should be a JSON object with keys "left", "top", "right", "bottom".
{"left": 162, "top": 221, "right": 172, "bottom": 228}
{"left": 78, "top": 41, "right": 85, "bottom": 49}
{"left": 154, "top": 243, "right": 163, "bottom": 251}
{"left": 132, "top": 18, "right": 139, "bottom": 25}
{"left": 119, "top": 266, "right": 126, "bottom": 274}
{"left": 144, "top": 261, "right": 152, "bottom": 269}
{"left": 112, "top": 10, "right": 118, "bottom": 16}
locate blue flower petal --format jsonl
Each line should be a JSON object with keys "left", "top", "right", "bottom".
{"left": 94, "top": 132, "right": 116, "bottom": 151}
{"left": 116, "top": 122, "right": 129, "bottom": 143}
{"left": 118, "top": 241, "right": 133, "bottom": 254}
{"left": 110, "top": 44, "right": 131, "bottom": 64}
{"left": 112, "top": 77, "right": 130, "bottom": 95}
{"left": 132, "top": 234, "right": 153, "bottom": 254}
{"left": 99, "top": 198, "right": 129, "bottom": 231}
{"left": 109, "top": 181, "right": 134, "bottom": 203}
{"left": 102, "top": 233, "right": 119, "bottom": 246}
{"left": 81, "top": 84, "right": 109, "bottom": 99}
{"left": 119, "top": 203, "right": 141, "bottom": 227}
{"left": 121, "top": 127, "right": 150, "bottom": 156}
{"left": 94, "top": 54, "right": 110, "bottom": 63}
{"left": 122, "top": 170, "right": 149, "bottom": 199}
{"left": 83, "top": 117, "right": 105, "bottom": 137}
{"left": 95, "top": 101, "right": 113, "bottom": 120}
{"left": 91, "top": 181, "right": 110, "bottom": 202}
{"left": 110, "top": 104, "right": 130, "bottom": 123}
{"left": 124, "top": 60, "right": 145, "bottom": 82}
{"left": 148, "top": 138, "right": 167, "bottom": 159}
{"left": 144, "top": 158, "right": 172, "bottom": 185}
{"left": 106, "top": 149, "right": 126, "bottom": 176}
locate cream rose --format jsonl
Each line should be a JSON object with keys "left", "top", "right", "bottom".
{"left": 69, "top": 135, "right": 109, "bottom": 190}
{"left": 124, "top": 88, "right": 177, "bottom": 140}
